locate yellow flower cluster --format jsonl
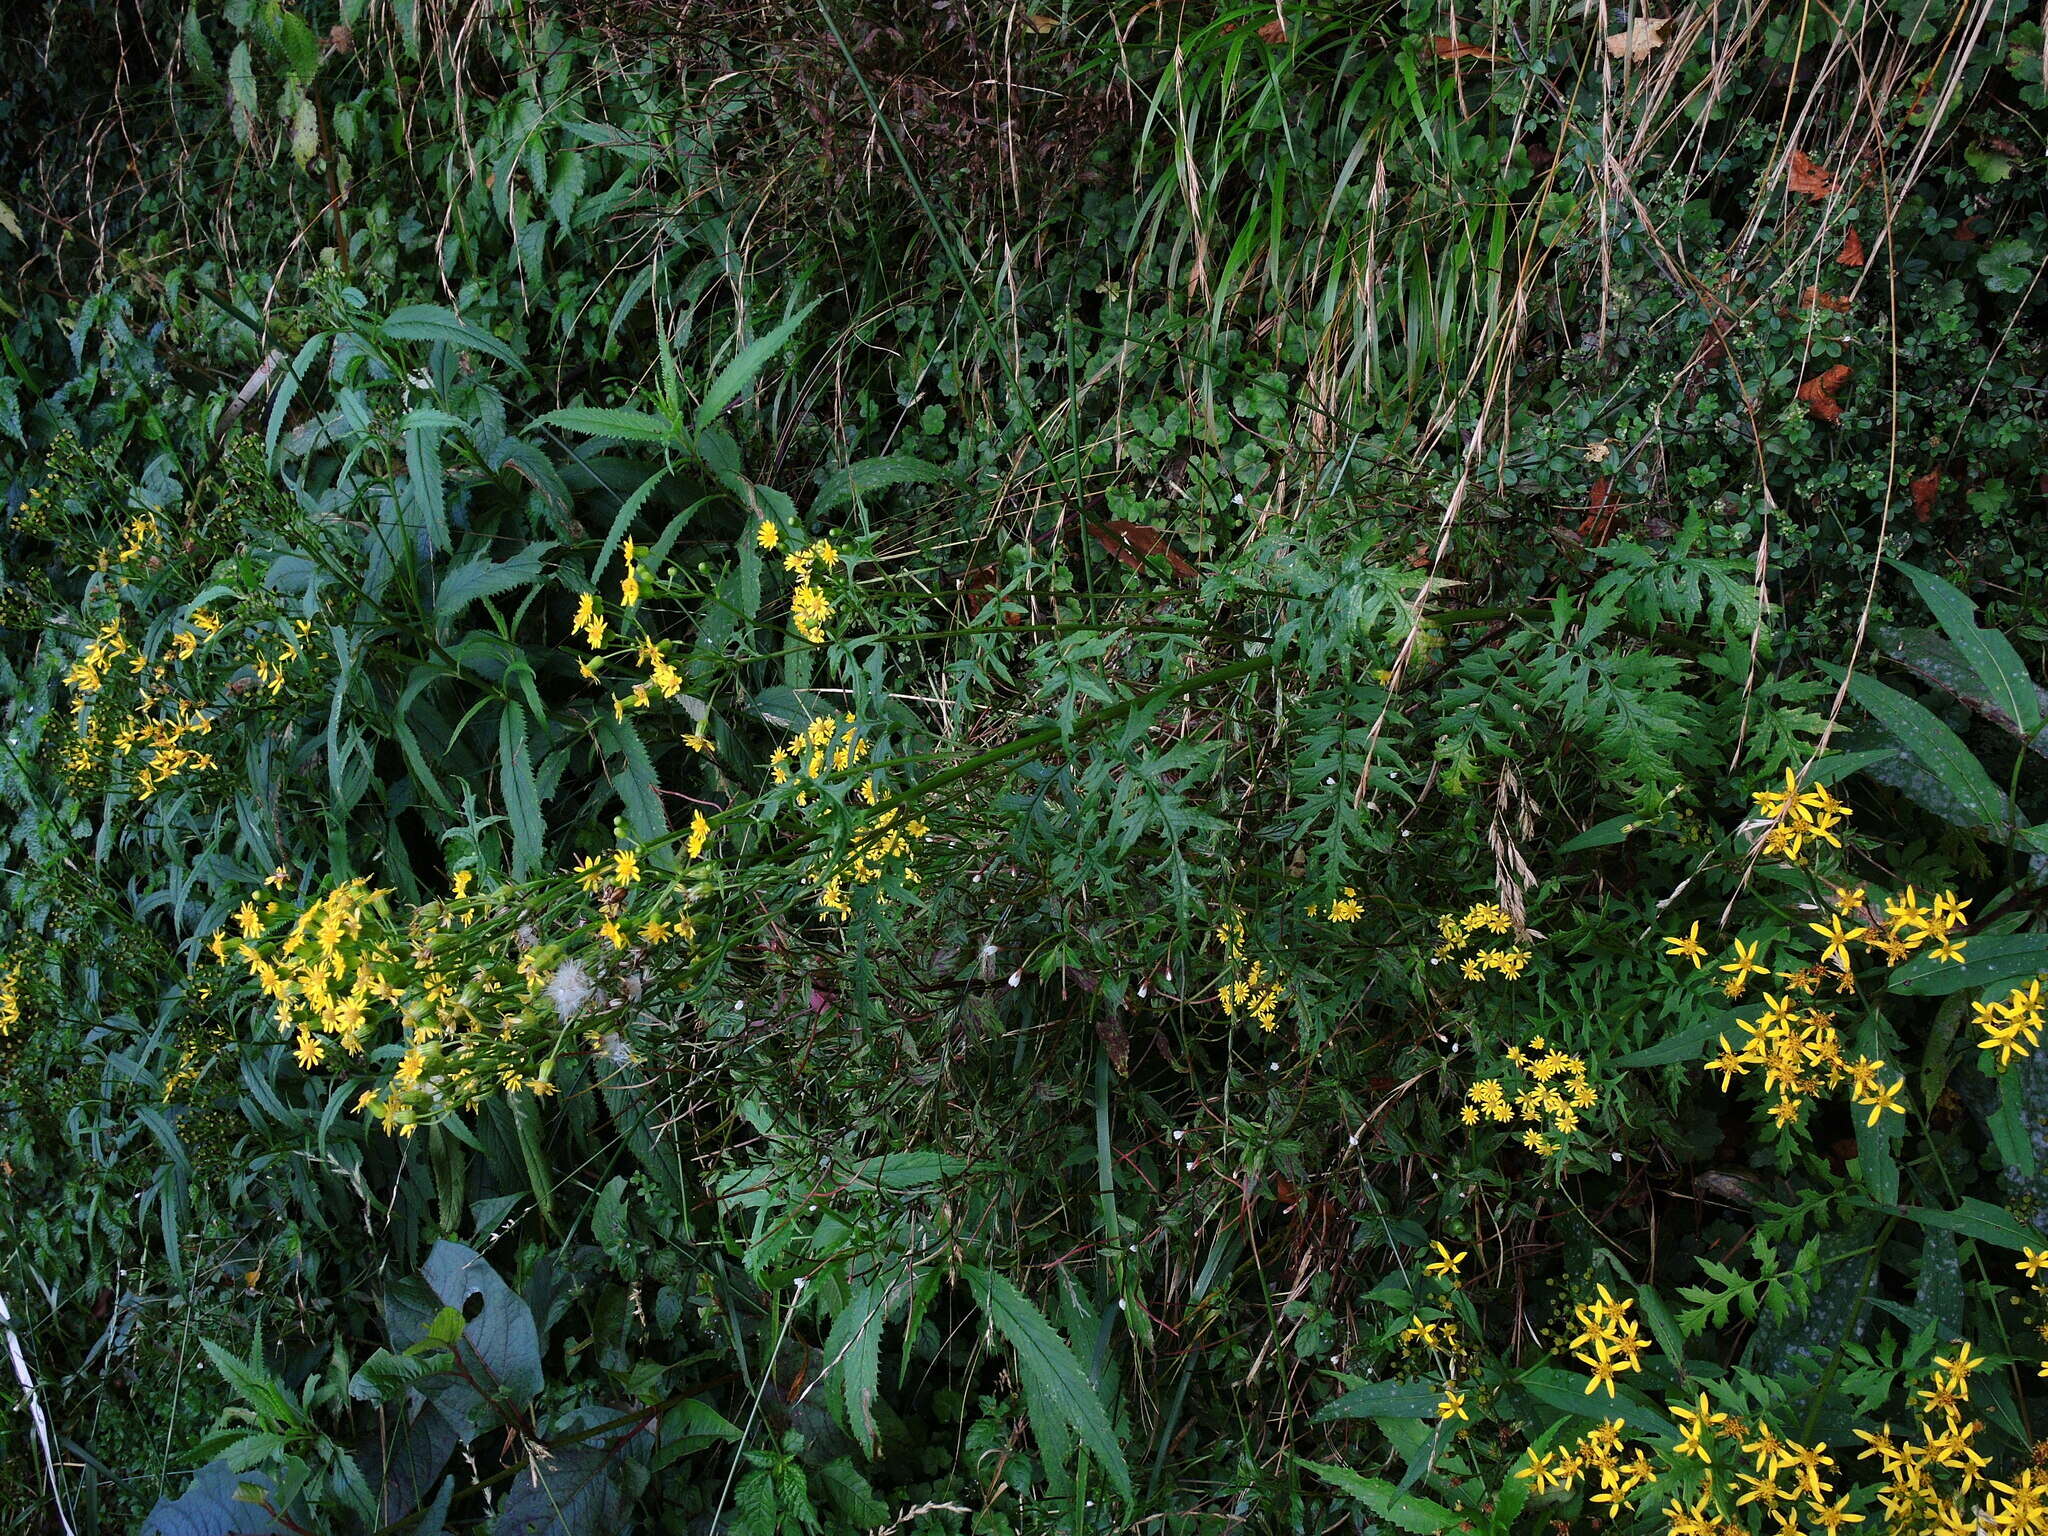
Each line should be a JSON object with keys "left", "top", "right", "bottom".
{"left": 1975, "top": 978, "right": 2046, "bottom": 1070}
{"left": 1515, "top": 1418, "right": 1659, "bottom": 1514}
{"left": 769, "top": 713, "right": 873, "bottom": 806}
{"left": 1461, "top": 1035, "right": 1596, "bottom": 1155}
{"left": 1644, "top": 1339, "right": 2047, "bottom": 1534}
{"left": 761, "top": 522, "right": 843, "bottom": 644}
{"left": 764, "top": 714, "right": 927, "bottom": 918}
{"left": 1752, "top": 769, "right": 1852, "bottom": 862}
{"left": 1434, "top": 902, "right": 1532, "bottom": 980}
{"left": 220, "top": 864, "right": 697, "bottom": 1135}
{"left": 1569, "top": 1283, "right": 1650, "bottom": 1397}
{"left": 1215, "top": 915, "right": 1287, "bottom": 1032}
{"left": 0, "top": 963, "right": 20, "bottom": 1037}
{"left": 1703, "top": 992, "right": 1905, "bottom": 1131}
{"left": 1304, "top": 887, "right": 1364, "bottom": 922}
{"left": 813, "top": 805, "right": 929, "bottom": 921}
{"left": 61, "top": 609, "right": 317, "bottom": 800}
{"left": 570, "top": 582, "right": 613, "bottom": 651}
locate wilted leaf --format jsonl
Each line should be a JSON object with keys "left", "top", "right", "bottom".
{"left": 1022, "top": 12, "right": 1058, "bottom": 33}
{"left": 1257, "top": 17, "right": 1286, "bottom": 44}
{"left": 1787, "top": 150, "right": 1834, "bottom": 200}
{"left": 1605, "top": 16, "right": 1669, "bottom": 63}
{"left": 1910, "top": 470, "right": 1940, "bottom": 522}
{"left": 1836, "top": 225, "right": 1865, "bottom": 266}
{"left": 1578, "top": 476, "right": 1618, "bottom": 547}
{"left": 1087, "top": 519, "right": 1200, "bottom": 581}
{"left": 1431, "top": 35, "right": 1503, "bottom": 61}
{"left": 1801, "top": 286, "right": 1852, "bottom": 313}
{"left": 1797, "top": 364, "right": 1851, "bottom": 423}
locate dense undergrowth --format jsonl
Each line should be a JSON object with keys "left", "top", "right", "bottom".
{"left": 2, "top": 1, "right": 2047, "bottom": 1532}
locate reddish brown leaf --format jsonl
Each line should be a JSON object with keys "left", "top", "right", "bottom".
{"left": 1797, "top": 364, "right": 1852, "bottom": 424}
{"left": 1088, "top": 519, "right": 1200, "bottom": 582}
{"left": 1952, "top": 217, "right": 1979, "bottom": 242}
{"left": 1787, "top": 150, "right": 1834, "bottom": 200}
{"left": 1801, "top": 285, "right": 1853, "bottom": 313}
{"left": 1257, "top": 17, "right": 1286, "bottom": 44}
{"left": 1577, "top": 476, "right": 1619, "bottom": 547}
{"left": 1431, "top": 35, "right": 1503, "bottom": 61}
{"left": 1910, "top": 470, "right": 1941, "bottom": 523}
{"left": 1835, "top": 225, "right": 1865, "bottom": 267}
{"left": 1692, "top": 315, "right": 1735, "bottom": 368}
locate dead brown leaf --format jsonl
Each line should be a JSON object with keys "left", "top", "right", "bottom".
{"left": 1801, "top": 286, "right": 1852, "bottom": 313}
{"left": 1836, "top": 225, "right": 1865, "bottom": 267}
{"left": 1578, "top": 476, "right": 1619, "bottom": 547}
{"left": 1431, "top": 34, "right": 1504, "bottom": 61}
{"left": 1257, "top": 17, "right": 1286, "bottom": 44}
{"left": 1797, "top": 364, "right": 1852, "bottom": 424}
{"left": 1787, "top": 150, "right": 1834, "bottom": 201}
{"left": 1910, "top": 470, "right": 1941, "bottom": 523}
{"left": 1605, "top": 16, "right": 1669, "bottom": 64}
{"left": 1088, "top": 519, "right": 1201, "bottom": 582}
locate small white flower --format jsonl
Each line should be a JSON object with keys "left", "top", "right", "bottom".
{"left": 1172, "top": 1129, "right": 1185, "bottom": 1140}
{"left": 980, "top": 942, "right": 998, "bottom": 957}
{"left": 1007, "top": 971, "right": 1022, "bottom": 988}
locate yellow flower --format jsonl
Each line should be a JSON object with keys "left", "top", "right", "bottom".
{"left": 1719, "top": 938, "right": 1768, "bottom": 984}
{"left": 1807, "top": 913, "right": 1867, "bottom": 970}
{"left": 2017, "top": 1248, "right": 2048, "bottom": 1280}
{"left": 265, "top": 866, "right": 290, "bottom": 890}
{"left": 688, "top": 809, "right": 712, "bottom": 860}
{"left": 613, "top": 849, "right": 641, "bottom": 886}
{"left": 1424, "top": 1241, "right": 1467, "bottom": 1280}
{"left": 756, "top": 520, "right": 781, "bottom": 551}
{"left": 1437, "top": 1383, "right": 1469, "bottom": 1422}
{"left": 619, "top": 571, "right": 641, "bottom": 608}
{"left": 1664, "top": 921, "right": 1708, "bottom": 969}
{"left": 1862, "top": 1077, "right": 1906, "bottom": 1127}
{"left": 451, "top": 869, "right": 474, "bottom": 898}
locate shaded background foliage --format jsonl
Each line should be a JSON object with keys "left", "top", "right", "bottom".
{"left": 1, "top": 0, "right": 2046, "bottom": 1532}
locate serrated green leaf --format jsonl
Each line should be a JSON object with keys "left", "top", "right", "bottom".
{"left": 1297, "top": 1461, "right": 1459, "bottom": 1532}
{"left": 694, "top": 298, "right": 820, "bottom": 435}
{"left": 536, "top": 406, "right": 678, "bottom": 445}
{"left": 963, "top": 1265, "right": 1131, "bottom": 1499}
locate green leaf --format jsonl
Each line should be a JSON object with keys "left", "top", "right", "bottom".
{"left": 811, "top": 453, "right": 945, "bottom": 516}
{"left": 384, "top": 304, "right": 525, "bottom": 373}
{"left": 1519, "top": 1365, "right": 1674, "bottom": 1439}
{"left": 1297, "top": 1461, "right": 1459, "bottom": 1532}
{"left": 491, "top": 1446, "right": 627, "bottom": 1536}
{"left": 1829, "top": 665, "right": 2009, "bottom": 830}
{"left": 594, "top": 718, "right": 667, "bottom": 840}
{"left": 386, "top": 1242, "right": 545, "bottom": 1441}
{"left": 536, "top": 406, "right": 679, "bottom": 446}
{"left": 963, "top": 1265, "right": 1132, "bottom": 1499}
{"left": 435, "top": 541, "right": 555, "bottom": 625}
{"left": 1891, "top": 560, "right": 2041, "bottom": 736}
{"left": 227, "top": 42, "right": 259, "bottom": 145}
{"left": 1990, "top": 1069, "right": 2038, "bottom": 1180}
{"left": 498, "top": 703, "right": 543, "bottom": 880}
{"left": 1617, "top": 1011, "right": 1738, "bottom": 1068}
{"left": 1892, "top": 1196, "right": 2041, "bottom": 1251}
{"left": 1889, "top": 932, "right": 2048, "bottom": 995}
{"left": 821, "top": 1278, "right": 896, "bottom": 1453}
{"left": 1555, "top": 812, "right": 1646, "bottom": 854}
{"left": 694, "top": 298, "right": 820, "bottom": 436}
{"left": 1313, "top": 1378, "right": 1442, "bottom": 1421}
